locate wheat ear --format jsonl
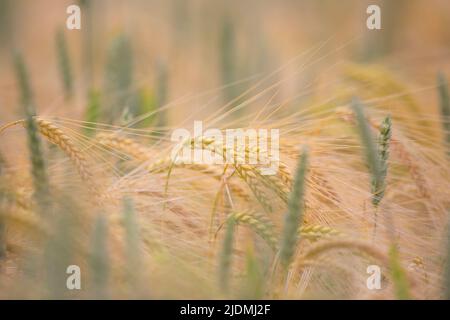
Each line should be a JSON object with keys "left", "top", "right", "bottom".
{"left": 299, "top": 225, "right": 342, "bottom": 242}
{"left": 1, "top": 117, "right": 96, "bottom": 193}
{"left": 96, "top": 133, "right": 151, "bottom": 162}
{"left": 228, "top": 212, "right": 278, "bottom": 250}
{"left": 56, "top": 28, "right": 73, "bottom": 99}
{"left": 438, "top": 72, "right": 450, "bottom": 158}
{"left": 350, "top": 97, "right": 382, "bottom": 196}
{"left": 372, "top": 115, "right": 391, "bottom": 207}
{"left": 279, "top": 146, "right": 308, "bottom": 269}
{"left": 337, "top": 105, "right": 429, "bottom": 198}
{"left": 34, "top": 118, "right": 94, "bottom": 184}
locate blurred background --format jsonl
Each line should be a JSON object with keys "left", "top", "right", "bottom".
{"left": 0, "top": 0, "right": 450, "bottom": 130}
{"left": 1, "top": 0, "right": 450, "bottom": 299}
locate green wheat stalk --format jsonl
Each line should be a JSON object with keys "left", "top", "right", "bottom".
{"left": 14, "top": 52, "right": 50, "bottom": 214}
{"left": 220, "top": 15, "right": 238, "bottom": 105}
{"left": 279, "top": 146, "right": 309, "bottom": 269}
{"left": 104, "top": 34, "right": 134, "bottom": 123}
{"left": 0, "top": 204, "right": 5, "bottom": 259}
{"left": 84, "top": 89, "right": 101, "bottom": 136}
{"left": 351, "top": 97, "right": 382, "bottom": 188}
{"left": 56, "top": 28, "right": 73, "bottom": 99}
{"left": 0, "top": 153, "right": 5, "bottom": 259}
{"left": 90, "top": 214, "right": 109, "bottom": 299}
{"left": 135, "top": 88, "right": 157, "bottom": 128}
{"left": 445, "top": 214, "right": 450, "bottom": 300}
{"left": 123, "top": 197, "right": 141, "bottom": 288}
{"left": 79, "top": 0, "right": 93, "bottom": 90}
{"left": 219, "top": 215, "right": 236, "bottom": 293}
{"left": 155, "top": 61, "right": 168, "bottom": 129}
{"left": 438, "top": 72, "right": 450, "bottom": 158}
{"left": 389, "top": 244, "right": 411, "bottom": 300}
{"left": 44, "top": 209, "right": 75, "bottom": 299}
{"left": 241, "top": 247, "right": 264, "bottom": 299}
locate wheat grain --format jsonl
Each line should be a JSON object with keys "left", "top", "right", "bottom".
{"left": 372, "top": 115, "right": 391, "bottom": 206}
{"left": 229, "top": 211, "right": 278, "bottom": 250}
{"left": 299, "top": 224, "right": 342, "bottom": 242}
{"left": 34, "top": 118, "right": 94, "bottom": 184}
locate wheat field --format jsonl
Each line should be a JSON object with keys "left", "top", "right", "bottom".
{"left": 0, "top": 0, "right": 450, "bottom": 299}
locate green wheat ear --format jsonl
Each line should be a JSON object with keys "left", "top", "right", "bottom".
{"left": 372, "top": 115, "right": 391, "bottom": 207}
{"left": 0, "top": 154, "right": 5, "bottom": 259}
{"left": 56, "top": 28, "right": 73, "bottom": 99}
{"left": 14, "top": 52, "right": 50, "bottom": 214}
{"left": 219, "top": 215, "right": 236, "bottom": 293}
{"left": 351, "top": 97, "right": 382, "bottom": 185}
{"left": 438, "top": 72, "right": 450, "bottom": 158}
{"left": 389, "top": 245, "right": 411, "bottom": 300}
{"left": 220, "top": 15, "right": 238, "bottom": 105}
{"left": 279, "top": 146, "right": 308, "bottom": 270}
{"left": 155, "top": 61, "right": 168, "bottom": 129}
{"left": 137, "top": 88, "right": 157, "bottom": 127}
{"left": 445, "top": 213, "right": 450, "bottom": 300}
{"left": 104, "top": 34, "right": 134, "bottom": 124}
{"left": 84, "top": 89, "right": 101, "bottom": 136}
{"left": 90, "top": 214, "right": 109, "bottom": 299}
{"left": 0, "top": 204, "right": 5, "bottom": 260}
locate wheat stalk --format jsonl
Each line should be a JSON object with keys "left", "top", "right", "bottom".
{"left": 445, "top": 214, "right": 450, "bottom": 300}
{"left": 84, "top": 89, "right": 101, "bottom": 136}
{"left": 104, "top": 34, "right": 134, "bottom": 124}
{"left": 219, "top": 214, "right": 236, "bottom": 293}
{"left": 389, "top": 244, "right": 411, "bottom": 299}
{"left": 90, "top": 214, "right": 109, "bottom": 298}
{"left": 122, "top": 197, "right": 142, "bottom": 293}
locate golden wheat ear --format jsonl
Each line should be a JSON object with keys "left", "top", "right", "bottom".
{"left": 1, "top": 117, "right": 98, "bottom": 195}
